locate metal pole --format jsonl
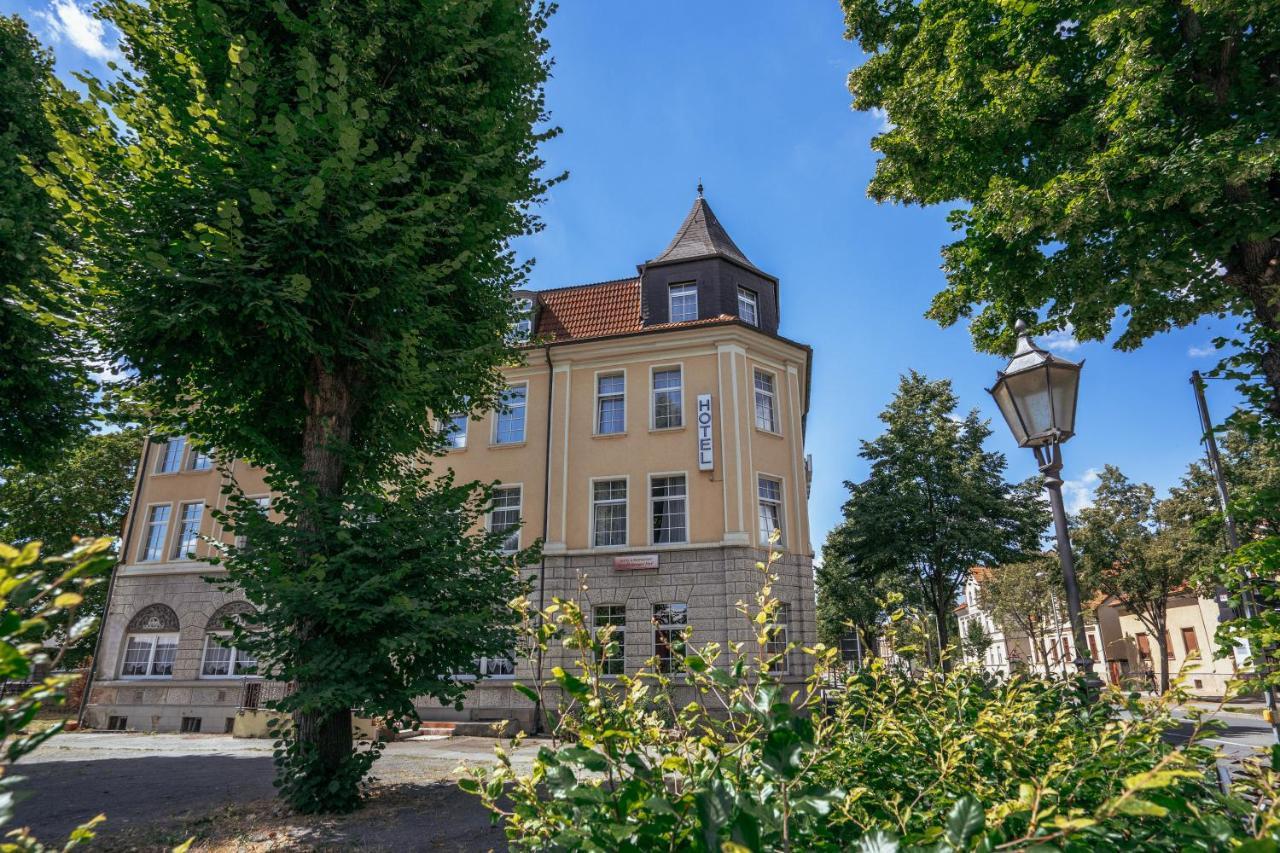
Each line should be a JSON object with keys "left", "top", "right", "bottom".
{"left": 1034, "top": 443, "right": 1098, "bottom": 695}
{"left": 1190, "top": 370, "right": 1280, "bottom": 743}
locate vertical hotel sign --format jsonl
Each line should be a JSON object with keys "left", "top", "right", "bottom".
{"left": 697, "top": 394, "right": 714, "bottom": 471}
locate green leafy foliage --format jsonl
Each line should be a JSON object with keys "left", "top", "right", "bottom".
{"left": 823, "top": 372, "right": 1048, "bottom": 665}
{"left": 977, "top": 554, "right": 1067, "bottom": 678}
{"left": 0, "top": 539, "right": 112, "bottom": 849}
{"left": 0, "top": 15, "right": 97, "bottom": 468}
{"left": 56, "top": 0, "right": 559, "bottom": 811}
{"left": 841, "top": 0, "right": 1280, "bottom": 415}
{"left": 467, "top": 553, "right": 1280, "bottom": 851}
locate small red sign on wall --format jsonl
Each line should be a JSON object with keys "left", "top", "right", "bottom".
{"left": 613, "top": 554, "right": 659, "bottom": 571}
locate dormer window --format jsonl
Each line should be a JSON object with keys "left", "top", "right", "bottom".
{"left": 737, "top": 287, "right": 758, "bottom": 326}
{"left": 668, "top": 284, "right": 697, "bottom": 323}
{"left": 509, "top": 298, "right": 534, "bottom": 342}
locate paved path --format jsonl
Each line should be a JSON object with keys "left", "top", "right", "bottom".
{"left": 11, "top": 733, "right": 536, "bottom": 851}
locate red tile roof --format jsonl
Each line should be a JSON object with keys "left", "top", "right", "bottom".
{"left": 533, "top": 278, "right": 740, "bottom": 343}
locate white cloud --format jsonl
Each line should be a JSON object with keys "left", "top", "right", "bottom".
{"left": 869, "top": 107, "right": 894, "bottom": 132}
{"left": 1040, "top": 326, "right": 1081, "bottom": 353}
{"left": 35, "top": 1, "right": 120, "bottom": 63}
{"left": 1188, "top": 344, "right": 1217, "bottom": 358}
{"left": 1061, "top": 467, "right": 1101, "bottom": 514}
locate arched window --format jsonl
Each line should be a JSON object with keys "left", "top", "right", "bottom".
{"left": 200, "top": 603, "right": 258, "bottom": 678}
{"left": 121, "top": 604, "right": 180, "bottom": 678}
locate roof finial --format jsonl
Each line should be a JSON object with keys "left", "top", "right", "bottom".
{"left": 696, "top": 178, "right": 703, "bottom": 198}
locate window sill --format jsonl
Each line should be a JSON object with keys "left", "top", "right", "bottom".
{"left": 754, "top": 427, "right": 784, "bottom": 439}
{"left": 119, "top": 675, "right": 175, "bottom": 681}
{"left": 488, "top": 441, "right": 528, "bottom": 450}
{"left": 648, "top": 425, "right": 686, "bottom": 434}
{"left": 445, "top": 445, "right": 468, "bottom": 453}
{"left": 591, "top": 431, "right": 628, "bottom": 439}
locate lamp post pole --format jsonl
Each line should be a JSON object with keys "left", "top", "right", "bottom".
{"left": 1034, "top": 442, "right": 1096, "bottom": 683}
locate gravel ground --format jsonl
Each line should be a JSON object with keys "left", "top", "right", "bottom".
{"left": 10, "top": 732, "right": 538, "bottom": 852}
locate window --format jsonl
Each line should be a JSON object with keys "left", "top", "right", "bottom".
{"left": 1136, "top": 633, "right": 1151, "bottom": 662}
{"left": 1164, "top": 631, "right": 1175, "bottom": 659}
{"left": 592, "top": 479, "right": 627, "bottom": 547}
{"left": 758, "top": 477, "right": 784, "bottom": 546}
{"left": 489, "top": 486, "right": 522, "bottom": 553}
{"left": 1181, "top": 627, "right": 1200, "bottom": 657}
{"left": 754, "top": 370, "right": 777, "bottom": 432}
{"left": 443, "top": 413, "right": 468, "bottom": 449}
{"left": 653, "top": 603, "right": 688, "bottom": 673}
{"left": 121, "top": 634, "right": 178, "bottom": 678}
{"left": 139, "top": 505, "right": 171, "bottom": 562}
{"left": 234, "top": 496, "right": 270, "bottom": 550}
{"left": 596, "top": 373, "right": 625, "bottom": 434}
{"left": 652, "top": 367, "right": 683, "bottom": 429}
{"left": 594, "top": 605, "right": 626, "bottom": 675}
{"left": 472, "top": 654, "right": 515, "bottom": 678}
{"left": 510, "top": 298, "right": 534, "bottom": 342}
{"left": 493, "top": 384, "right": 527, "bottom": 445}
{"left": 669, "top": 283, "right": 697, "bottom": 323}
{"left": 180, "top": 716, "right": 202, "bottom": 733}
{"left": 157, "top": 437, "right": 186, "bottom": 473}
{"left": 738, "top": 287, "right": 758, "bottom": 326}
{"left": 767, "top": 603, "right": 791, "bottom": 674}
{"left": 651, "top": 475, "right": 687, "bottom": 544}
{"left": 188, "top": 446, "right": 212, "bottom": 471}
{"left": 1088, "top": 633, "right": 1099, "bottom": 658}
{"left": 201, "top": 633, "right": 257, "bottom": 677}
{"left": 172, "top": 501, "right": 204, "bottom": 560}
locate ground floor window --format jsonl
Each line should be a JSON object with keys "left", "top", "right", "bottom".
{"left": 766, "top": 603, "right": 791, "bottom": 675}
{"left": 653, "top": 603, "right": 688, "bottom": 673}
{"left": 594, "top": 605, "right": 626, "bottom": 675}
{"left": 200, "top": 633, "right": 258, "bottom": 677}
{"left": 121, "top": 633, "right": 178, "bottom": 678}
{"left": 475, "top": 654, "right": 516, "bottom": 678}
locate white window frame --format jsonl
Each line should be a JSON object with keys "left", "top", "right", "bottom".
{"left": 668, "top": 283, "right": 698, "bottom": 323}
{"left": 590, "top": 476, "right": 629, "bottom": 549}
{"left": 233, "top": 495, "right": 270, "bottom": 550}
{"left": 594, "top": 370, "right": 626, "bottom": 435}
{"left": 200, "top": 632, "right": 258, "bottom": 678}
{"left": 649, "top": 472, "right": 689, "bottom": 546}
{"left": 757, "top": 474, "right": 785, "bottom": 547}
{"left": 766, "top": 602, "right": 791, "bottom": 675}
{"left": 138, "top": 503, "right": 172, "bottom": 563}
{"left": 738, "top": 287, "right": 758, "bottom": 326}
{"left": 510, "top": 297, "right": 534, "bottom": 343}
{"left": 187, "top": 445, "right": 213, "bottom": 471}
{"left": 653, "top": 602, "right": 688, "bottom": 673}
{"left": 120, "top": 633, "right": 179, "bottom": 679}
{"left": 650, "top": 365, "right": 684, "bottom": 430}
{"left": 172, "top": 501, "right": 204, "bottom": 561}
{"left": 489, "top": 484, "right": 522, "bottom": 554}
{"left": 156, "top": 437, "right": 186, "bottom": 474}
{"left": 442, "top": 412, "right": 469, "bottom": 449}
{"left": 754, "top": 369, "right": 778, "bottom": 433}
{"left": 594, "top": 604, "right": 626, "bottom": 676}
{"left": 492, "top": 382, "right": 528, "bottom": 445}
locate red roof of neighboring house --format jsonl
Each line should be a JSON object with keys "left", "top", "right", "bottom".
{"left": 535, "top": 278, "right": 642, "bottom": 341}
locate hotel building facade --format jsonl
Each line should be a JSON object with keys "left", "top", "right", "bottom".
{"left": 82, "top": 194, "right": 818, "bottom": 733}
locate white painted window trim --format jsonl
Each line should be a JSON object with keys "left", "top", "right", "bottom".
{"left": 593, "top": 604, "right": 627, "bottom": 676}
{"left": 491, "top": 382, "right": 529, "bottom": 446}
{"left": 756, "top": 473, "right": 786, "bottom": 548}
{"left": 649, "top": 363, "right": 685, "bottom": 431}
{"left": 652, "top": 602, "right": 689, "bottom": 673}
{"left": 488, "top": 483, "right": 523, "bottom": 554}
{"left": 155, "top": 437, "right": 186, "bottom": 474}
{"left": 593, "top": 369, "right": 627, "bottom": 436}
{"left": 648, "top": 471, "right": 690, "bottom": 546}
{"left": 137, "top": 502, "right": 174, "bottom": 563}
{"left": 738, "top": 287, "right": 758, "bottom": 326}
{"left": 199, "top": 632, "right": 258, "bottom": 679}
{"left": 589, "top": 475, "right": 629, "bottom": 549}
{"left": 753, "top": 368, "right": 779, "bottom": 434}
{"left": 171, "top": 500, "right": 205, "bottom": 561}
{"left": 668, "top": 282, "right": 698, "bottom": 323}
{"left": 120, "top": 632, "right": 180, "bottom": 679}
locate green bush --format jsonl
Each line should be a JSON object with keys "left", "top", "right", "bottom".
{"left": 465, "top": 553, "right": 1280, "bottom": 851}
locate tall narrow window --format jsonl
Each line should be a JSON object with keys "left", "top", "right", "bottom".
{"left": 596, "top": 373, "right": 625, "bottom": 434}
{"left": 234, "top": 496, "right": 270, "bottom": 550}
{"left": 669, "top": 283, "right": 697, "bottom": 323}
{"left": 594, "top": 605, "right": 626, "bottom": 675}
{"left": 157, "top": 437, "right": 186, "bottom": 473}
{"left": 738, "top": 287, "right": 758, "bottom": 326}
{"left": 754, "top": 370, "right": 777, "bottom": 432}
{"left": 489, "top": 486, "right": 522, "bottom": 553}
{"left": 651, "top": 475, "right": 687, "bottom": 544}
{"left": 652, "top": 367, "right": 682, "bottom": 429}
{"left": 121, "top": 634, "right": 178, "bottom": 678}
{"left": 509, "top": 298, "right": 533, "bottom": 343}
{"left": 592, "top": 479, "right": 628, "bottom": 547}
{"left": 653, "top": 603, "right": 688, "bottom": 673}
{"left": 172, "top": 502, "right": 204, "bottom": 560}
{"left": 493, "top": 384, "right": 527, "bottom": 445}
{"left": 139, "top": 505, "right": 171, "bottom": 562}
{"left": 1181, "top": 627, "right": 1199, "bottom": 656}
{"left": 1136, "top": 633, "right": 1151, "bottom": 662}
{"left": 188, "top": 446, "right": 213, "bottom": 471}
{"left": 767, "top": 603, "right": 791, "bottom": 674}
{"left": 443, "top": 413, "right": 468, "bottom": 449}
{"left": 758, "top": 477, "right": 783, "bottom": 546}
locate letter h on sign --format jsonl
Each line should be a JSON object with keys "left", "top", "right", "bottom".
{"left": 697, "top": 394, "right": 714, "bottom": 471}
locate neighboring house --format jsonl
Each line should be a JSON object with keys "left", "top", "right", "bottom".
{"left": 1095, "top": 592, "right": 1235, "bottom": 696}
{"left": 956, "top": 569, "right": 1109, "bottom": 682}
{"left": 82, "top": 192, "right": 818, "bottom": 733}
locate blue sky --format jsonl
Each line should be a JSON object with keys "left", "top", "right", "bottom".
{"left": 7, "top": 1, "right": 1243, "bottom": 552}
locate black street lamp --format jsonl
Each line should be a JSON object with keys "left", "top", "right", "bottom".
{"left": 988, "top": 320, "right": 1096, "bottom": 687}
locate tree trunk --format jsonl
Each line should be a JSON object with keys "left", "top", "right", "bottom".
{"left": 1037, "top": 637, "right": 1052, "bottom": 678}
{"left": 294, "top": 361, "right": 361, "bottom": 787}
{"left": 933, "top": 604, "right": 951, "bottom": 672}
{"left": 1156, "top": 635, "right": 1171, "bottom": 695}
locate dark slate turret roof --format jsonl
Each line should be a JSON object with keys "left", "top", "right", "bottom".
{"left": 648, "top": 196, "right": 757, "bottom": 270}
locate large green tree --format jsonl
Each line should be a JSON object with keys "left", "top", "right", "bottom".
{"left": 65, "top": 0, "right": 556, "bottom": 811}
{"left": 0, "top": 15, "right": 96, "bottom": 467}
{"left": 841, "top": 0, "right": 1280, "bottom": 415}
{"left": 977, "top": 555, "right": 1066, "bottom": 678}
{"left": 0, "top": 428, "right": 142, "bottom": 667}
{"left": 1075, "top": 466, "right": 1211, "bottom": 693}
{"left": 826, "top": 372, "right": 1045, "bottom": 667}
